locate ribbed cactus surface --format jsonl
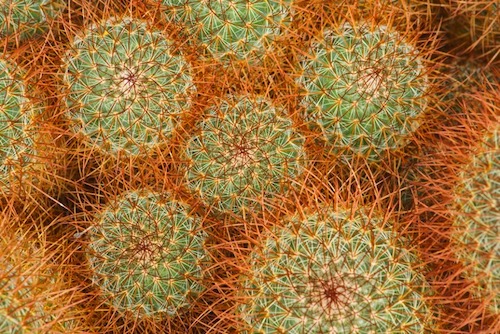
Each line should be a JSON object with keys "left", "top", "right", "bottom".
{"left": 297, "top": 23, "right": 428, "bottom": 159}
{"left": 0, "top": 0, "right": 58, "bottom": 40}
{"left": 87, "top": 190, "right": 210, "bottom": 318}
{"left": 62, "top": 17, "right": 195, "bottom": 156}
{"left": 185, "top": 95, "right": 305, "bottom": 215}
{"left": 452, "top": 126, "right": 499, "bottom": 314}
{"left": 0, "top": 58, "right": 34, "bottom": 190}
{"left": 161, "top": 0, "right": 293, "bottom": 62}
{"left": 238, "top": 208, "right": 431, "bottom": 333}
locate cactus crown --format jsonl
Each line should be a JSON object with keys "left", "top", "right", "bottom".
{"left": 0, "top": 0, "right": 58, "bottom": 41}
{"left": 238, "top": 208, "right": 431, "bottom": 333}
{"left": 184, "top": 94, "right": 305, "bottom": 215}
{"left": 297, "top": 23, "right": 428, "bottom": 159}
{"left": 62, "top": 16, "right": 195, "bottom": 156}
{"left": 87, "top": 190, "right": 210, "bottom": 318}
{"left": 161, "top": 0, "right": 293, "bottom": 62}
{"left": 452, "top": 126, "right": 499, "bottom": 314}
{"left": 0, "top": 58, "right": 35, "bottom": 190}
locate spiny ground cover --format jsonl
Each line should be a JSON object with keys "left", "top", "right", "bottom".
{"left": 0, "top": 0, "right": 498, "bottom": 333}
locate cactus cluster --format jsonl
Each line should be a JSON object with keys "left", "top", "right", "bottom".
{"left": 238, "top": 208, "right": 431, "bottom": 333}
{"left": 0, "top": 0, "right": 498, "bottom": 332}
{"left": 161, "top": 0, "right": 293, "bottom": 62}
{"left": 0, "top": 57, "right": 35, "bottom": 191}
{"left": 297, "top": 23, "right": 428, "bottom": 159}
{"left": 184, "top": 95, "right": 305, "bottom": 215}
{"left": 451, "top": 126, "right": 499, "bottom": 314}
{"left": 87, "top": 190, "right": 210, "bottom": 318}
{"left": 62, "top": 16, "right": 195, "bottom": 156}
{"left": 0, "top": 0, "right": 59, "bottom": 41}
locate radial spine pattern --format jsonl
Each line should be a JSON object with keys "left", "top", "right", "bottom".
{"left": 161, "top": 0, "right": 293, "bottom": 62}
{"left": 87, "top": 190, "right": 210, "bottom": 318}
{"left": 238, "top": 208, "right": 431, "bottom": 333}
{"left": 297, "top": 23, "right": 428, "bottom": 159}
{"left": 0, "top": 58, "right": 35, "bottom": 190}
{"left": 62, "top": 17, "right": 195, "bottom": 156}
{"left": 185, "top": 95, "right": 305, "bottom": 215}
{"left": 452, "top": 126, "right": 499, "bottom": 314}
{"left": 0, "top": 0, "right": 58, "bottom": 40}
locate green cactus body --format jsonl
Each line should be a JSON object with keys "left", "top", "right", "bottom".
{"left": 161, "top": 0, "right": 293, "bottom": 62}
{"left": 0, "top": 58, "right": 35, "bottom": 191}
{"left": 0, "top": 0, "right": 59, "bottom": 40}
{"left": 452, "top": 127, "right": 499, "bottom": 314}
{"left": 184, "top": 95, "right": 305, "bottom": 215}
{"left": 62, "top": 17, "right": 195, "bottom": 156}
{"left": 297, "top": 23, "right": 428, "bottom": 159}
{"left": 238, "top": 208, "right": 431, "bottom": 333}
{"left": 87, "top": 190, "right": 210, "bottom": 318}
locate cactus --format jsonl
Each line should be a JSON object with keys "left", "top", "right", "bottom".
{"left": 160, "top": 0, "right": 293, "bottom": 62}
{"left": 184, "top": 95, "right": 305, "bottom": 216}
{"left": 451, "top": 126, "right": 499, "bottom": 314}
{"left": 297, "top": 22, "right": 428, "bottom": 159}
{"left": 0, "top": 216, "right": 79, "bottom": 333}
{"left": 62, "top": 16, "right": 196, "bottom": 156}
{"left": 86, "top": 190, "right": 210, "bottom": 318}
{"left": 0, "top": 57, "right": 36, "bottom": 192}
{"left": 0, "top": 0, "right": 59, "bottom": 41}
{"left": 237, "top": 208, "right": 432, "bottom": 333}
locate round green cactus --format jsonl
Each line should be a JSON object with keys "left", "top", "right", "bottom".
{"left": 161, "top": 0, "right": 293, "bottom": 62}
{"left": 238, "top": 208, "right": 432, "bottom": 333}
{"left": 452, "top": 126, "right": 499, "bottom": 314}
{"left": 184, "top": 95, "right": 305, "bottom": 215}
{"left": 0, "top": 0, "right": 59, "bottom": 41}
{"left": 297, "top": 23, "right": 428, "bottom": 159}
{"left": 87, "top": 190, "right": 210, "bottom": 318}
{"left": 62, "top": 16, "right": 195, "bottom": 156}
{"left": 0, "top": 58, "right": 35, "bottom": 191}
